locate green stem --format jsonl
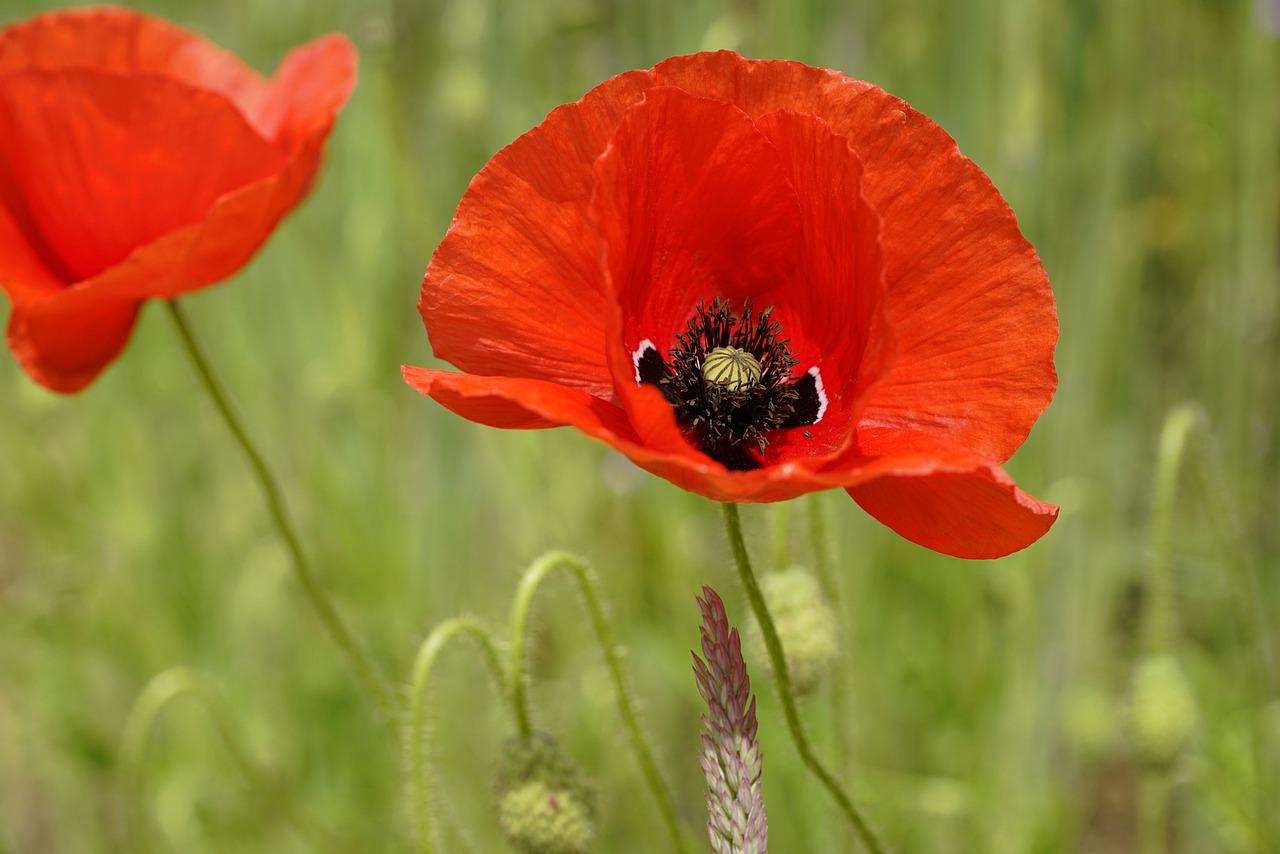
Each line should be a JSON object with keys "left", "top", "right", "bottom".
{"left": 407, "top": 618, "right": 509, "bottom": 853}
{"left": 721, "top": 503, "right": 886, "bottom": 854}
{"left": 808, "top": 492, "right": 855, "bottom": 848}
{"left": 1146, "top": 405, "right": 1199, "bottom": 655}
{"left": 1185, "top": 409, "right": 1277, "bottom": 851}
{"left": 165, "top": 300, "right": 396, "bottom": 724}
{"left": 509, "top": 551, "right": 691, "bottom": 853}
{"left": 121, "top": 667, "right": 342, "bottom": 853}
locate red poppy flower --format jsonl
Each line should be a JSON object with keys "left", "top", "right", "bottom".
{"left": 404, "top": 52, "right": 1059, "bottom": 559}
{"left": 0, "top": 7, "right": 356, "bottom": 392}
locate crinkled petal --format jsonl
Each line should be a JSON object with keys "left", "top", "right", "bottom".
{"left": 751, "top": 109, "right": 891, "bottom": 461}
{"left": 647, "top": 52, "right": 1057, "bottom": 461}
{"left": 845, "top": 430, "right": 1057, "bottom": 557}
{"left": 418, "top": 70, "right": 652, "bottom": 395}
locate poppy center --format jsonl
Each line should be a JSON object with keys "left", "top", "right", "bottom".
{"left": 633, "top": 299, "right": 825, "bottom": 471}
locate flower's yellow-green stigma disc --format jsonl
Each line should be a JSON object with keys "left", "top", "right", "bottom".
{"left": 701, "top": 347, "right": 762, "bottom": 393}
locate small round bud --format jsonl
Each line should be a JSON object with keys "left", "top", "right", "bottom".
{"left": 701, "top": 346, "right": 762, "bottom": 392}
{"left": 495, "top": 734, "right": 597, "bottom": 853}
{"left": 1131, "top": 655, "right": 1197, "bottom": 767}
{"left": 750, "top": 567, "right": 839, "bottom": 696}
{"left": 498, "top": 781, "right": 595, "bottom": 854}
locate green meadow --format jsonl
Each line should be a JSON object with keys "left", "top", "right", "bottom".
{"left": 1, "top": 0, "right": 1277, "bottom": 851}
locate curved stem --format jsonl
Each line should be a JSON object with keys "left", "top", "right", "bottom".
{"left": 509, "top": 551, "right": 691, "bottom": 853}
{"left": 121, "top": 667, "right": 342, "bottom": 853}
{"left": 165, "top": 300, "right": 396, "bottom": 724}
{"left": 407, "top": 617, "right": 509, "bottom": 853}
{"left": 1146, "top": 405, "right": 1199, "bottom": 654}
{"left": 721, "top": 503, "right": 886, "bottom": 854}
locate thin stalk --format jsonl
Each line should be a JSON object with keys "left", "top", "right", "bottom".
{"left": 509, "top": 551, "right": 691, "bottom": 853}
{"left": 121, "top": 667, "right": 342, "bottom": 853}
{"left": 808, "top": 492, "right": 854, "bottom": 849}
{"left": 165, "top": 300, "right": 396, "bottom": 724}
{"left": 721, "top": 503, "right": 886, "bottom": 854}
{"left": 1188, "top": 411, "right": 1277, "bottom": 851}
{"left": 407, "top": 617, "right": 508, "bottom": 853}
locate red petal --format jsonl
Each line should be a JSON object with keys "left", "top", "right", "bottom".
{"left": 751, "top": 110, "right": 891, "bottom": 461}
{"left": 402, "top": 365, "right": 641, "bottom": 437}
{"left": 7, "top": 299, "right": 138, "bottom": 394}
{"left": 3, "top": 131, "right": 331, "bottom": 391}
{"left": 844, "top": 430, "right": 1057, "bottom": 557}
{"left": 419, "top": 70, "right": 652, "bottom": 395}
{"left": 0, "top": 8, "right": 261, "bottom": 99}
{"left": 0, "top": 69, "right": 287, "bottom": 281}
{"left": 402, "top": 364, "right": 838, "bottom": 501}
{"left": 0, "top": 14, "right": 355, "bottom": 392}
{"left": 0, "top": 8, "right": 356, "bottom": 147}
{"left": 849, "top": 464, "right": 1057, "bottom": 559}
{"left": 645, "top": 52, "right": 1057, "bottom": 461}
{"left": 404, "top": 368, "right": 1056, "bottom": 540}
{"left": 592, "top": 87, "right": 803, "bottom": 350}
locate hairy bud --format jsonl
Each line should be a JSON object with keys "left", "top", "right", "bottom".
{"left": 1131, "top": 655, "right": 1197, "bottom": 767}
{"left": 749, "top": 568, "right": 839, "bottom": 696}
{"left": 495, "top": 733, "right": 597, "bottom": 853}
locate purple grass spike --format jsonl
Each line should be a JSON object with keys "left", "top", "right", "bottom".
{"left": 693, "top": 585, "right": 768, "bottom": 854}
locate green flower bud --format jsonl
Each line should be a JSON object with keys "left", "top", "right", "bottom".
{"left": 498, "top": 781, "right": 595, "bottom": 854}
{"left": 750, "top": 567, "right": 839, "bottom": 696}
{"left": 1131, "top": 655, "right": 1197, "bottom": 767}
{"left": 495, "top": 734, "right": 596, "bottom": 853}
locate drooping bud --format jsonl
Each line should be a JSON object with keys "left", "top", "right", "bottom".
{"left": 495, "top": 733, "right": 597, "bottom": 854}
{"left": 1130, "top": 655, "right": 1197, "bottom": 768}
{"left": 749, "top": 568, "right": 839, "bottom": 696}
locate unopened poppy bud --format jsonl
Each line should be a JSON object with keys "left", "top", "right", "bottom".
{"left": 1131, "top": 655, "right": 1197, "bottom": 767}
{"left": 498, "top": 780, "right": 595, "bottom": 854}
{"left": 750, "top": 567, "right": 839, "bottom": 696}
{"left": 701, "top": 346, "right": 762, "bottom": 392}
{"left": 495, "top": 733, "right": 597, "bottom": 853}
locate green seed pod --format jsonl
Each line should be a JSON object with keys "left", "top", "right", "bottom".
{"left": 750, "top": 567, "right": 839, "bottom": 696}
{"left": 701, "top": 346, "right": 762, "bottom": 392}
{"left": 1131, "top": 655, "right": 1197, "bottom": 768}
{"left": 495, "top": 733, "right": 597, "bottom": 854}
{"left": 498, "top": 781, "right": 595, "bottom": 854}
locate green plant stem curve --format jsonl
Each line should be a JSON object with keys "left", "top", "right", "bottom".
{"left": 121, "top": 667, "right": 342, "bottom": 853}
{"left": 407, "top": 617, "right": 508, "bottom": 854}
{"left": 721, "top": 502, "right": 886, "bottom": 854}
{"left": 166, "top": 299, "right": 397, "bottom": 725}
{"left": 509, "top": 551, "right": 691, "bottom": 854}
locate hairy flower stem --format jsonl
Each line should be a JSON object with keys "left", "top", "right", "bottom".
{"left": 408, "top": 618, "right": 509, "bottom": 853}
{"left": 121, "top": 667, "right": 343, "bottom": 853}
{"left": 166, "top": 300, "right": 397, "bottom": 724}
{"left": 509, "top": 551, "right": 692, "bottom": 853}
{"left": 721, "top": 503, "right": 885, "bottom": 854}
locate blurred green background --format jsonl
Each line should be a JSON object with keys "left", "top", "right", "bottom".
{"left": 2, "top": 0, "right": 1277, "bottom": 851}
